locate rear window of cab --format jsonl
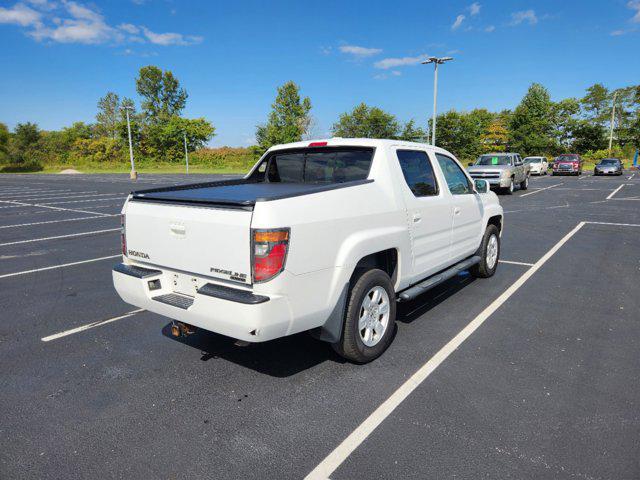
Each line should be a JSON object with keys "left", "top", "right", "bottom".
{"left": 252, "top": 147, "right": 374, "bottom": 184}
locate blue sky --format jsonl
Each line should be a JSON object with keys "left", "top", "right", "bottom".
{"left": 0, "top": 0, "right": 639, "bottom": 147}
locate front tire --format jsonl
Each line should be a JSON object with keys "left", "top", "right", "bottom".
{"left": 519, "top": 175, "right": 529, "bottom": 190}
{"left": 502, "top": 178, "right": 514, "bottom": 195}
{"left": 470, "top": 225, "right": 500, "bottom": 279}
{"left": 332, "top": 269, "right": 397, "bottom": 363}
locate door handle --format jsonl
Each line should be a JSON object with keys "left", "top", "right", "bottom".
{"left": 454, "top": 207, "right": 461, "bottom": 215}
{"left": 413, "top": 213, "right": 422, "bottom": 223}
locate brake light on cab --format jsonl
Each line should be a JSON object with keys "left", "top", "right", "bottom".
{"left": 252, "top": 228, "right": 290, "bottom": 283}
{"left": 120, "top": 214, "right": 127, "bottom": 256}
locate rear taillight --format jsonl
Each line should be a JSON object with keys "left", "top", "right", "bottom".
{"left": 252, "top": 228, "right": 290, "bottom": 283}
{"left": 120, "top": 214, "right": 127, "bottom": 256}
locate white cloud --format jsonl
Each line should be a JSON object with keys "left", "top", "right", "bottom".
{"left": 339, "top": 45, "right": 382, "bottom": 57}
{"left": 374, "top": 54, "right": 429, "bottom": 69}
{"left": 118, "top": 23, "right": 139, "bottom": 34}
{"left": 628, "top": 1, "right": 640, "bottom": 23}
{"left": 510, "top": 9, "right": 538, "bottom": 26}
{"left": 0, "top": 3, "right": 42, "bottom": 27}
{"left": 142, "top": 27, "right": 203, "bottom": 46}
{"left": 484, "top": 25, "right": 495, "bottom": 32}
{"left": 469, "top": 2, "right": 481, "bottom": 16}
{"left": 0, "top": 0, "right": 204, "bottom": 47}
{"left": 451, "top": 14, "right": 465, "bottom": 30}
{"left": 30, "top": 1, "right": 115, "bottom": 44}
{"left": 26, "top": 0, "right": 57, "bottom": 11}
{"left": 391, "top": 70, "right": 401, "bottom": 76}
{"left": 610, "top": 29, "right": 627, "bottom": 35}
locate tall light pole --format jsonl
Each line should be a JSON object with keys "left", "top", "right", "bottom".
{"left": 122, "top": 105, "right": 137, "bottom": 180}
{"left": 183, "top": 132, "right": 189, "bottom": 174}
{"left": 422, "top": 56, "right": 453, "bottom": 146}
{"left": 608, "top": 91, "right": 618, "bottom": 155}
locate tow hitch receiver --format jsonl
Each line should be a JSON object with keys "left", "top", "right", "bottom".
{"left": 170, "top": 321, "right": 197, "bottom": 337}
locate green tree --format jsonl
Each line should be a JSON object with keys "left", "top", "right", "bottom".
{"left": 256, "top": 81, "right": 312, "bottom": 151}
{"left": 13, "top": 122, "right": 41, "bottom": 151}
{"left": 332, "top": 103, "right": 399, "bottom": 139}
{"left": 7, "top": 122, "right": 42, "bottom": 170}
{"left": 551, "top": 98, "right": 580, "bottom": 152}
{"left": 399, "top": 119, "right": 427, "bottom": 142}
{"left": 96, "top": 92, "right": 121, "bottom": 138}
{"left": 435, "top": 109, "right": 494, "bottom": 161}
{"left": 135, "top": 66, "right": 188, "bottom": 123}
{"left": 571, "top": 121, "right": 608, "bottom": 152}
{"left": 144, "top": 116, "right": 215, "bottom": 162}
{"left": 509, "top": 83, "right": 555, "bottom": 155}
{"left": 581, "top": 83, "right": 610, "bottom": 124}
{"left": 0, "top": 122, "right": 9, "bottom": 163}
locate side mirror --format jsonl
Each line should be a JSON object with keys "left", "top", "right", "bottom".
{"left": 474, "top": 179, "right": 489, "bottom": 193}
{"left": 468, "top": 162, "right": 474, "bottom": 167}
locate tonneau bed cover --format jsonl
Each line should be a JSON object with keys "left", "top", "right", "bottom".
{"left": 131, "top": 179, "right": 372, "bottom": 208}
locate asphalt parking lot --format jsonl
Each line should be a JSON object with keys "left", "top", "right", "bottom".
{"left": 1, "top": 170, "right": 639, "bottom": 479}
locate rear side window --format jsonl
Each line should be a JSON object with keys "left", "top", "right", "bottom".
{"left": 396, "top": 150, "right": 438, "bottom": 197}
{"left": 266, "top": 148, "right": 373, "bottom": 183}
{"left": 436, "top": 153, "right": 473, "bottom": 195}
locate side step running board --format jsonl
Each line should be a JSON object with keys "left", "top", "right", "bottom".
{"left": 398, "top": 255, "right": 481, "bottom": 301}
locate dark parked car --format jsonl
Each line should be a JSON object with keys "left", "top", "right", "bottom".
{"left": 552, "top": 154, "right": 583, "bottom": 176}
{"left": 594, "top": 158, "right": 623, "bottom": 176}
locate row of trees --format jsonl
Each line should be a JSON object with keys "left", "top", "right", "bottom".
{"left": 1, "top": 66, "right": 215, "bottom": 171}
{"left": 1, "top": 75, "right": 638, "bottom": 172}
{"left": 255, "top": 82, "right": 640, "bottom": 162}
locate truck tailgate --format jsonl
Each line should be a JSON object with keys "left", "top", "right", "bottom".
{"left": 125, "top": 200, "right": 252, "bottom": 285}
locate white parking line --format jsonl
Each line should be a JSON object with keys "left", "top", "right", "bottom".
{"left": 41, "top": 309, "right": 144, "bottom": 342}
{"left": 628, "top": 174, "right": 636, "bottom": 180}
{"left": 606, "top": 184, "right": 624, "bottom": 200}
{"left": 519, "top": 183, "right": 563, "bottom": 197}
{"left": 586, "top": 221, "right": 640, "bottom": 227}
{"left": 304, "top": 221, "right": 586, "bottom": 480}
{"left": 0, "top": 254, "right": 120, "bottom": 279}
{"left": 499, "top": 260, "right": 534, "bottom": 267}
{"left": 0, "top": 228, "right": 120, "bottom": 247}
{"left": 0, "top": 199, "right": 115, "bottom": 216}
{"left": 0, "top": 190, "right": 74, "bottom": 198}
{"left": 0, "top": 191, "right": 100, "bottom": 200}
{"left": 0, "top": 214, "right": 119, "bottom": 230}
{"left": 0, "top": 196, "right": 125, "bottom": 208}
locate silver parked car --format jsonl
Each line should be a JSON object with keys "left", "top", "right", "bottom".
{"left": 467, "top": 153, "right": 531, "bottom": 194}
{"left": 524, "top": 156, "right": 549, "bottom": 175}
{"left": 594, "top": 158, "right": 623, "bottom": 176}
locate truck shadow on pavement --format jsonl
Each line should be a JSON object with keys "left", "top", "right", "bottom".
{"left": 397, "top": 272, "right": 476, "bottom": 324}
{"left": 161, "top": 272, "right": 475, "bottom": 377}
{"left": 161, "top": 324, "right": 345, "bottom": 377}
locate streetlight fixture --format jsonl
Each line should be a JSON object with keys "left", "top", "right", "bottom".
{"left": 608, "top": 91, "right": 618, "bottom": 156}
{"left": 422, "top": 56, "right": 453, "bottom": 146}
{"left": 121, "top": 105, "right": 137, "bottom": 180}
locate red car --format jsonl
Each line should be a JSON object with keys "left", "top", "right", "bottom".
{"left": 552, "top": 154, "right": 583, "bottom": 176}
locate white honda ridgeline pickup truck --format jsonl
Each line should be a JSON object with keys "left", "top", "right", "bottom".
{"left": 113, "top": 139, "right": 503, "bottom": 363}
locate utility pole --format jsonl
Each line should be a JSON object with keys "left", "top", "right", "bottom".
{"left": 183, "top": 132, "right": 189, "bottom": 174}
{"left": 122, "top": 105, "right": 137, "bottom": 180}
{"left": 422, "top": 56, "right": 453, "bottom": 146}
{"left": 608, "top": 91, "right": 618, "bottom": 156}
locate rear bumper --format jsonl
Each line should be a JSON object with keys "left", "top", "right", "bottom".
{"left": 112, "top": 263, "right": 293, "bottom": 342}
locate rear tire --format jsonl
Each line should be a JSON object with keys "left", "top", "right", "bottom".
{"left": 332, "top": 269, "right": 397, "bottom": 363}
{"left": 470, "top": 225, "right": 500, "bottom": 279}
